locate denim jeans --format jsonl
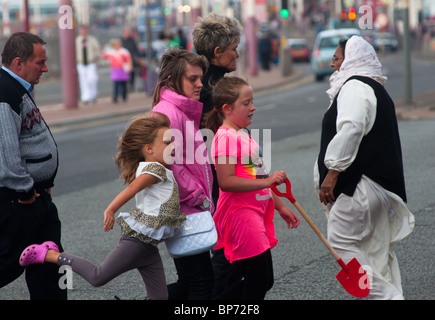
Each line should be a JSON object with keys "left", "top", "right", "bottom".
{"left": 113, "top": 81, "right": 127, "bottom": 102}
{"left": 167, "top": 251, "right": 214, "bottom": 300}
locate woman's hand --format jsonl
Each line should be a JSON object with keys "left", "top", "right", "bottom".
{"left": 319, "top": 169, "right": 340, "bottom": 205}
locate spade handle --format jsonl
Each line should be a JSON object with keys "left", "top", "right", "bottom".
{"left": 292, "top": 201, "right": 341, "bottom": 261}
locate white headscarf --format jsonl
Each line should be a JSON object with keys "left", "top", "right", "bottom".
{"left": 326, "top": 35, "right": 387, "bottom": 101}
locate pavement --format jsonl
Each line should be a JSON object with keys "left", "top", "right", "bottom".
{"left": 38, "top": 65, "right": 307, "bottom": 132}
{"left": 395, "top": 88, "right": 435, "bottom": 120}
{"left": 37, "top": 63, "right": 435, "bottom": 132}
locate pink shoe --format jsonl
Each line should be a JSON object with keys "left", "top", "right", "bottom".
{"left": 19, "top": 241, "right": 59, "bottom": 267}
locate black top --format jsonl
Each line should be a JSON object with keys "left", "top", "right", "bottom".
{"left": 199, "top": 64, "right": 230, "bottom": 129}
{"left": 317, "top": 75, "right": 407, "bottom": 202}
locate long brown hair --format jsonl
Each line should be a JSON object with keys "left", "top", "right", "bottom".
{"left": 115, "top": 112, "right": 170, "bottom": 184}
{"left": 152, "top": 48, "right": 208, "bottom": 107}
{"left": 204, "top": 76, "right": 249, "bottom": 133}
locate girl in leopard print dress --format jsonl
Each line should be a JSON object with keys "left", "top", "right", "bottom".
{"left": 19, "top": 112, "right": 185, "bottom": 300}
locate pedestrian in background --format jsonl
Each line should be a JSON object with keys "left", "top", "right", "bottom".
{"left": 20, "top": 112, "right": 185, "bottom": 300}
{"left": 76, "top": 25, "right": 100, "bottom": 104}
{"left": 258, "top": 31, "right": 272, "bottom": 71}
{"left": 0, "top": 32, "right": 66, "bottom": 300}
{"left": 205, "top": 76, "right": 300, "bottom": 299}
{"left": 152, "top": 49, "right": 215, "bottom": 300}
{"left": 177, "top": 28, "right": 188, "bottom": 49}
{"left": 315, "top": 35, "right": 415, "bottom": 299}
{"left": 153, "top": 31, "right": 170, "bottom": 61}
{"left": 102, "top": 39, "right": 132, "bottom": 103}
{"left": 121, "top": 27, "right": 141, "bottom": 91}
{"left": 192, "top": 11, "right": 243, "bottom": 298}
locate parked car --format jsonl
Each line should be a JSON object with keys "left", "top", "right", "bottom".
{"left": 362, "top": 31, "right": 399, "bottom": 52}
{"left": 372, "top": 32, "right": 399, "bottom": 52}
{"left": 287, "top": 38, "right": 311, "bottom": 62}
{"left": 311, "top": 28, "right": 360, "bottom": 81}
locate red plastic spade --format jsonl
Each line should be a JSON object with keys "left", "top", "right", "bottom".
{"left": 271, "top": 178, "right": 370, "bottom": 298}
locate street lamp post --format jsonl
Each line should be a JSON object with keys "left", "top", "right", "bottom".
{"left": 58, "top": 0, "right": 78, "bottom": 109}
{"left": 403, "top": 0, "right": 412, "bottom": 104}
{"left": 23, "top": 0, "right": 30, "bottom": 32}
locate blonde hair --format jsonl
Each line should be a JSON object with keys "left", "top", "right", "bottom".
{"left": 109, "top": 38, "right": 121, "bottom": 48}
{"left": 192, "top": 13, "right": 242, "bottom": 62}
{"left": 115, "top": 112, "right": 170, "bottom": 184}
{"left": 152, "top": 48, "right": 208, "bottom": 106}
{"left": 204, "top": 76, "right": 249, "bottom": 133}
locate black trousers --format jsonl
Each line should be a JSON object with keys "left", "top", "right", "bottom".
{"left": 167, "top": 251, "right": 214, "bottom": 300}
{"left": 211, "top": 248, "right": 243, "bottom": 298}
{"left": 0, "top": 191, "right": 67, "bottom": 300}
{"left": 214, "top": 249, "right": 274, "bottom": 300}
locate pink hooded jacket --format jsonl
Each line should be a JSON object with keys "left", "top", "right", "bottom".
{"left": 153, "top": 87, "right": 214, "bottom": 215}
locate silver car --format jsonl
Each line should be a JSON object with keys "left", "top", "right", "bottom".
{"left": 311, "top": 28, "right": 361, "bottom": 81}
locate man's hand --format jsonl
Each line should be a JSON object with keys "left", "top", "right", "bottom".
{"left": 18, "top": 190, "right": 40, "bottom": 204}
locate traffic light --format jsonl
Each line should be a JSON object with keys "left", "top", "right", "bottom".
{"left": 340, "top": 9, "right": 347, "bottom": 20}
{"left": 341, "top": 8, "right": 356, "bottom": 21}
{"left": 348, "top": 8, "right": 356, "bottom": 20}
{"left": 280, "top": 0, "right": 289, "bottom": 18}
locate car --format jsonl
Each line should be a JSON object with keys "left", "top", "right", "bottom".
{"left": 371, "top": 32, "right": 399, "bottom": 52}
{"left": 287, "top": 38, "right": 311, "bottom": 62}
{"left": 311, "top": 28, "right": 361, "bottom": 81}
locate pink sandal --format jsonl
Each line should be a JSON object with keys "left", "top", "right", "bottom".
{"left": 19, "top": 241, "right": 59, "bottom": 267}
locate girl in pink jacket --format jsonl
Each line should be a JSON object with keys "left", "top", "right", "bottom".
{"left": 152, "top": 49, "right": 214, "bottom": 299}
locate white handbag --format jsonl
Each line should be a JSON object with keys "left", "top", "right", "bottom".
{"left": 165, "top": 210, "right": 217, "bottom": 258}
{"left": 165, "top": 164, "right": 217, "bottom": 258}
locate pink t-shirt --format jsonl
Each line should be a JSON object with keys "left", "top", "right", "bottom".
{"left": 211, "top": 127, "right": 277, "bottom": 263}
{"left": 102, "top": 48, "right": 131, "bottom": 68}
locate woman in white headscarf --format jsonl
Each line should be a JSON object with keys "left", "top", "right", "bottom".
{"left": 314, "top": 35, "right": 415, "bottom": 300}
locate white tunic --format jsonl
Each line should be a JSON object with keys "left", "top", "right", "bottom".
{"left": 314, "top": 79, "right": 415, "bottom": 299}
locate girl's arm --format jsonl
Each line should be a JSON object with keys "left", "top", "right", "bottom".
{"left": 215, "top": 156, "right": 286, "bottom": 192}
{"left": 103, "top": 173, "right": 160, "bottom": 231}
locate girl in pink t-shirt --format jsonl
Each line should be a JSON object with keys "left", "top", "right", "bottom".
{"left": 205, "top": 76, "right": 300, "bottom": 299}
